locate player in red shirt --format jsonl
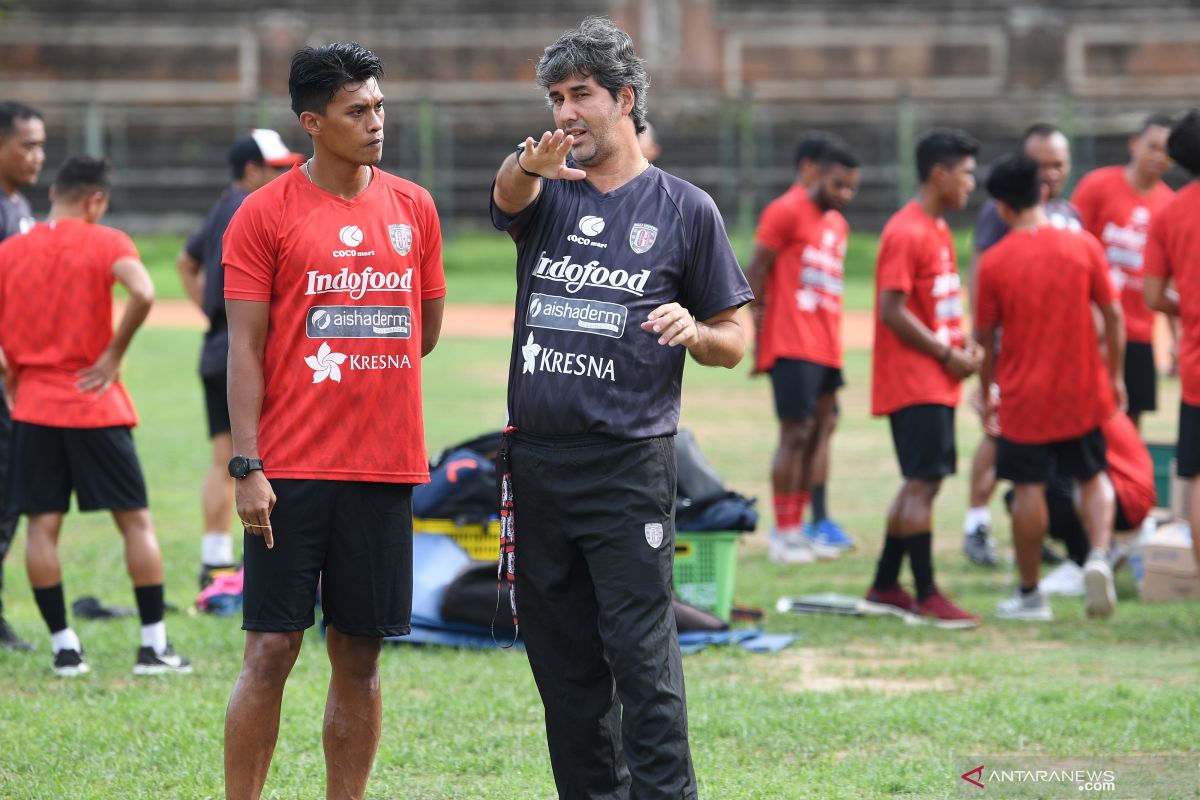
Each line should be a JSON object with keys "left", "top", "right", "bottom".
{"left": 974, "top": 154, "right": 1126, "bottom": 621}
{"left": 1073, "top": 114, "right": 1175, "bottom": 429}
{"left": 0, "top": 156, "right": 191, "bottom": 676}
{"left": 221, "top": 44, "right": 446, "bottom": 799}
{"left": 1144, "top": 108, "right": 1200, "bottom": 578}
{"left": 866, "top": 129, "right": 983, "bottom": 628}
{"left": 748, "top": 133, "right": 861, "bottom": 563}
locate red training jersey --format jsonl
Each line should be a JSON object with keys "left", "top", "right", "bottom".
{"left": 1101, "top": 412, "right": 1154, "bottom": 529}
{"left": 0, "top": 219, "right": 140, "bottom": 428}
{"left": 223, "top": 166, "right": 446, "bottom": 484}
{"left": 975, "top": 225, "right": 1115, "bottom": 444}
{"left": 871, "top": 201, "right": 965, "bottom": 416}
{"left": 1144, "top": 181, "right": 1200, "bottom": 406}
{"left": 754, "top": 186, "right": 849, "bottom": 371}
{"left": 1072, "top": 165, "right": 1174, "bottom": 343}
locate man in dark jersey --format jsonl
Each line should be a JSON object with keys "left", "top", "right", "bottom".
{"left": 176, "top": 128, "right": 302, "bottom": 588}
{"left": 0, "top": 100, "right": 45, "bottom": 651}
{"left": 491, "top": 17, "right": 752, "bottom": 800}
{"left": 963, "top": 123, "right": 1082, "bottom": 567}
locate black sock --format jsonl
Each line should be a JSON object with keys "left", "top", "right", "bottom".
{"left": 134, "top": 584, "right": 164, "bottom": 626}
{"left": 872, "top": 536, "right": 907, "bottom": 591}
{"left": 1020, "top": 584, "right": 1039, "bottom": 596}
{"left": 906, "top": 533, "right": 936, "bottom": 600}
{"left": 33, "top": 585, "right": 68, "bottom": 634}
{"left": 810, "top": 485, "right": 827, "bottom": 523}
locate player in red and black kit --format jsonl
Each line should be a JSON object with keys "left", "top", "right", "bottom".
{"left": 0, "top": 100, "right": 46, "bottom": 651}
{"left": 748, "top": 132, "right": 860, "bottom": 563}
{"left": 866, "top": 129, "right": 983, "bottom": 628}
{"left": 1073, "top": 114, "right": 1175, "bottom": 430}
{"left": 1144, "top": 108, "right": 1200, "bottom": 580}
{"left": 0, "top": 156, "right": 191, "bottom": 675}
{"left": 221, "top": 43, "right": 446, "bottom": 799}
{"left": 975, "top": 154, "right": 1126, "bottom": 621}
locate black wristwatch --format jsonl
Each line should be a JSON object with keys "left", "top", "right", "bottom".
{"left": 228, "top": 455, "right": 265, "bottom": 480}
{"left": 515, "top": 143, "right": 541, "bottom": 178}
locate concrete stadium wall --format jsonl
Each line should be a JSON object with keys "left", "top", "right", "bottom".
{"left": 2, "top": 0, "right": 1198, "bottom": 233}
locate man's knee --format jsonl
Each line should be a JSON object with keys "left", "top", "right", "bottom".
{"left": 779, "top": 418, "right": 816, "bottom": 452}
{"left": 327, "top": 630, "right": 381, "bottom": 682}
{"left": 241, "top": 632, "right": 304, "bottom": 686}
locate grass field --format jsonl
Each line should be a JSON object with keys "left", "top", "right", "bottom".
{"left": 0, "top": 328, "right": 1197, "bottom": 799}
{"left": 133, "top": 229, "right": 974, "bottom": 310}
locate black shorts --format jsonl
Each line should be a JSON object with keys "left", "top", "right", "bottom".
{"left": 889, "top": 404, "right": 956, "bottom": 480}
{"left": 1125, "top": 341, "right": 1157, "bottom": 415}
{"left": 768, "top": 358, "right": 844, "bottom": 421}
{"left": 202, "top": 373, "right": 231, "bottom": 438}
{"left": 1177, "top": 402, "right": 1200, "bottom": 478}
{"left": 4, "top": 422, "right": 147, "bottom": 514}
{"left": 242, "top": 479, "right": 414, "bottom": 637}
{"left": 996, "top": 428, "right": 1107, "bottom": 484}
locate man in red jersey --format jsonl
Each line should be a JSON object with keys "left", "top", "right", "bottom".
{"left": 1145, "top": 108, "right": 1200, "bottom": 579}
{"left": 221, "top": 43, "right": 446, "bottom": 800}
{"left": 1073, "top": 114, "right": 1175, "bottom": 429}
{"left": 975, "top": 154, "right": 1126, "bottom": 621}
{"left": 0, "top": 156, "right": 191, "bottom": 676}
{"left": 865, "top": 128, "right": 983, "bottom": 628}
{"left": 748, "top": 133, "right": 860, "bottom": 563}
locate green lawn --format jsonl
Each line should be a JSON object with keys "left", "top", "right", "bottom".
{"left": 0, "top": 329, "right": 1195, "bottom": 799}
{"left": 133, "top": 229, "right": 974, "bottom": 310}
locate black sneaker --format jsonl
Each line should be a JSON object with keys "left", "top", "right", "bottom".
{"left": 963, "top": 524, "right": 998, "bottom": 567}
{"left": 134, "top": 643, "right": 193, "bottom": 675}
{"left": 0, "top": 618, "right": 34, "bottom": 652}
{"left": 52, "top": 648, "right": 90, "bottom": 677}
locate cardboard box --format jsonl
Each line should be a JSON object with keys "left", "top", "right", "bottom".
{"left": 1139, "top": 522, "right": 1199, "bottom": 603}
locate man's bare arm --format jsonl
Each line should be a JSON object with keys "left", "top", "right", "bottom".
{"left": 226, "top": 298, "right": 276, "bottom": 547}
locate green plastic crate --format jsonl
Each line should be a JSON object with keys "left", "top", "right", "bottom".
{"left": 672, "top": 531, "right": 739, "bottom": 621}
{"left": 1146, "top": 441, "right": 1175, "bottom": 507}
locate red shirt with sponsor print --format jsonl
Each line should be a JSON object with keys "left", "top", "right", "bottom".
{"left": 975, "top": 225, "right": 1115, "bottom": 444}
{"left": 223, "top": 166, "right": 446, "bottom": 483}
{"left": 0, "top": 219, "right": 140, "bottom": 428}
{"left": 754, "top": 185, "right": 848, "bottom": 371}
{"left": 1102, "top": 412, "right": 1154, "bottom": 528}
{"left": 870, "top": 201, "right": 965, "bottom": 416}
{"left": 1144, "top": 181, "right": 1200, "bottom": 406}
{"left": 1072, "top": 166, "right": 1174, "bottom": 344}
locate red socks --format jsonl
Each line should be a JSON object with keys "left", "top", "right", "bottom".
{"left": 773, "top": 491, "right": 810, "bottom": 531}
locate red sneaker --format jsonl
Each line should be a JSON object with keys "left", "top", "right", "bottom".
{"left": 863, "top": 585, "right": 917, "bottom": 619}
{"left": 917, "top": 589, "right": 981, "bottom": 629}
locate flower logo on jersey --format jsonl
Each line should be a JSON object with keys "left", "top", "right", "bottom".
{"left": 520, "top": 333, "right": 542, "bottom": 374}
{"left": 339, "top": 225, "right": 364, "bottom": 248}
{"left": 644, "top": 522, "right": 664, "bottom": 549}
{"left": 629, "top": 223, "right": 658, "bottom": 254}
{"left": 579, "top": 215, "right": 605, "bottom": 236}
{"left": 821, "top": 229, "right": 837, "bottom": 248}
{"left": 1131, "top": 207, "right": 1150, "bottom": 226}
{"left": 388, "top": 224, "right": 412, "bottom": 256}
{"left": 304, "top": 341, "right": 348, "bottom": 384}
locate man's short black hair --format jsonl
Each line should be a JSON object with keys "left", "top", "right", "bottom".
{"left": 916, "top": 128, "right": 980, "bottom": 183}
{"left": 820, "top": 141, "right": 862, "bottom": 171}
{"left": 1138, "top": 113, "right": 1174, "bottom": 136}
{"left": 289, "top": 42, "right": 383, "bottom": 118}
{"left": 1167, "top": 109, "right": 1200, "bottom": 177}
{"left": 985, "top": 154, "right": 1041, "bottom": 212}
{"left": 794, "top": 131, "right": 838, "bottom": 170}
{"left": 1022, "top": 122, "right": 1061, "bottom": 142}
{"left": 53, "top": 156, "right": 111, "bottom": 200}
{"left": 0, "top": 100, "right": 43, "bottom": 139}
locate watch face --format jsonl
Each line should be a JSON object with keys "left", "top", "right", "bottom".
{"left": 228, "top": 456, "right": 247, "bottom": 479}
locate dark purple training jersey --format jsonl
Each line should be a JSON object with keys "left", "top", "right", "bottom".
{"left": 491, "top": 165, "right": 752, "bottom": 439}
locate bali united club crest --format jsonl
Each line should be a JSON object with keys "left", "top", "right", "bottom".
{"left": 388, "top": 224, "right": 412, "bottom": 256}
{"left": 629, "top": 223, "right": 658, "bottom": 254}
{"left": 644, "top": 522, "right": 664, "bottom": 549}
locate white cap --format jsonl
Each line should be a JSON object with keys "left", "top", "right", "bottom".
{"left": 249, "top": 128, "right": 306, "bottom": 167}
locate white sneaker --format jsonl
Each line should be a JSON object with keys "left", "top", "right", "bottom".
{"left": 995, "top": 589, "right": 1053, "bottom": 621}
{"left": 768, "top": 530, "right": 824, "bottom": 564}
{"left": 1083, "top": 554, "right": 1116, "bottom": 619}
{"left": 1038, "top": 560, "right": 1086, "bottom": 597}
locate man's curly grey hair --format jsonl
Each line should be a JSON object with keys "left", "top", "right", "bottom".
{"left": 535, "top": 16, "right": 650, "bottom": 134}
